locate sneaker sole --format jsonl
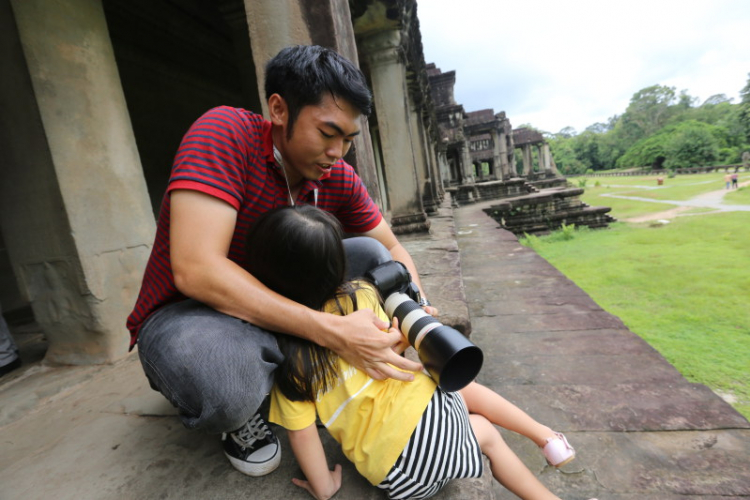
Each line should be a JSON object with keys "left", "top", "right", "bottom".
{"left": 225, "top": 447, "right": 281, "bottom": 477}
{"left": 550, "top": 454, "right": 575, "bottom": 468}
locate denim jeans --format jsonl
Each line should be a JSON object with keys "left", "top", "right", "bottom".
{"left": 137, "top": 236, "right": 391, "bottom": 434}
{"left": 0, "top": 302, "right": 19, "bottom": 368}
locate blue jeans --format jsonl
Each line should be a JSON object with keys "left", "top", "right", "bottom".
{"left": 137, "top": 236, "right": 391, "bottom": 434}
{"left": 0, "top": 302, "right": 19, "bottom": 368}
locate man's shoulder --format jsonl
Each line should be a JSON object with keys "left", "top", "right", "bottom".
{"left": 200, "top": 106, "right": 266, "bottom": 127}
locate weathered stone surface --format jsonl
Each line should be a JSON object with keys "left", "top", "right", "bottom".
{"left": 2, "top": 198, "right": 749, "bottom": 500}
{"left": 454, "top": 201, "right": 750, "bottom": 499}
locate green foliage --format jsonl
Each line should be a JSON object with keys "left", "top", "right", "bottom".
{"left": 620, "top": 85, "right": 679, "bottom": 141}
{"left": 739, "top": 72, "right": 750, "bottom": 142}
{"left": 663, "top": 121, "right": 721, "bottom": 169}
{"left": 616, "top": 133, "right": 669, "bottom": 169}
{"left": 548, "top": 76, "right": 750, "bottom": 173}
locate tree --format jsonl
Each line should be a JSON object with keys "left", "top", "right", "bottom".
{"left": 663, "top": 121, "right": 721, "bottom": 169}
{"left": 738, "top": 73, "right": 750, "bottom": 142}
{"left": 702, "top": 94, "right": 733, "bottom": 106}
{"left": 585, "top": 122, "right": 610, "bottom": 134}
{"left": 556, "top": 126, "right": 577, "bottom": 138}
{"left": 616, "top": 134, "right": 669, "bottom": 169}
{"left": 620, "top": 85, "right": 678, "bottom": 143}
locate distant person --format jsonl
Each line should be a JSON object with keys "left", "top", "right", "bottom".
{"left": 725, "top": 172, "right": 732, "bottom": 189}
{"left": 731, "top": 172, "right": 739, "bottom": 189}
{"left": 247, "top": 205, "right": 587, "bottom": 500}
{"left": 0, "top": 302, "right": 21, "bottom": 377}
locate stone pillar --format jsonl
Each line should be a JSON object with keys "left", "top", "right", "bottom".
{"left": 427, "top": 136, "right": 445, "bottom": 198}
{"left": 361, "top": 30, "right": 428, "bottom": 234}
{"left": 521, "top": 145, "right": 533, "bottom": 176}
{"left": 438, "top": 147, "right": 450, "bottom": 188}
{"left": 536, "top": 144, "right": 545, "bottom": 173}
{"left": 243, "top": 0, "right": 312, "bottom": 118}
{"left": 497, "top": 129, "right": 510, "bottom": 179}
{"left": 300, "top": 0, "right": 382, "bottom": 207}
{"left": 490, "top": 128, "right": 502, "bottom": 180}
{"left": 418, "top": 119, "right": 442, "bottom": 212}
{"left": 408, "top": 100, "right": 433, "bottom": 212}
{"left": 1, "top": 0, "right": 155, "bottom": 364}
{"left": 542, "top": 143, "right": 558, "bottom": 174}
{"left": 460, "top": 141, "right": 474, "bottom": 184}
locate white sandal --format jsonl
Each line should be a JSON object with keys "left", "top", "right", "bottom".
{"left": 542, "top": 432, "right": 576, "bottom": 467}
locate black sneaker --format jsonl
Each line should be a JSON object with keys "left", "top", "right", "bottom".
{"left": 222, "top": 413, "right": 281, "bottom": 476}
{"left": 0, "top": 357, "right": 22, "bottom": 378}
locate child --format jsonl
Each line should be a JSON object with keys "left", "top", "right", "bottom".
{"left": 245, "top": 205, "right": 589, "bottom": 500}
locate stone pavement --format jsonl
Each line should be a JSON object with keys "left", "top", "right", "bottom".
{"left": 1, "top": 197, "right": 749, "bottom": 500}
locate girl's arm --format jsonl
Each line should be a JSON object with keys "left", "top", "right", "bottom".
{"left": 287, "top": 423, "right": 343, "bottom": 500}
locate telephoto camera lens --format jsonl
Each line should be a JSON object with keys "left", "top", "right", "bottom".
{"left": 384, "top": 293, "right": 483, "bottom": 392}
{"left": 366, "top": 260, "right": 483, "bottom": 392}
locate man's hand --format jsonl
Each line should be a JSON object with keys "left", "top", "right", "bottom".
{"left": 324, "top": 309, "right": 422, "bottom": 381}
{"left": 388, "top": 317, "right": 410, "bottom": 355}
{"left": 422, "top": 304, "right": 439, "bottom": 317}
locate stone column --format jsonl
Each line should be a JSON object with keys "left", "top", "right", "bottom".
{"left": 497, "top": 129, "right": 510, "bottom": 179}
{"left": 408, "top": 100, "right": 433, "bottom": 212}
{"left": 418, "top": 119, "right": 442, "bottom": 212}
{"left": 361, "top": 29, "right": 428, "bottom": 234}
{"left": 1, "top": 0, "right": 155, "bottom": 364}
{"left": 541, "top": 143, "right": 557, "bottom": 173}
{"left": 536, "top": 144, "right": 545, "bottom": 173}
{"left": 300, "top": 0, "right": 382, "bottom": 207}
{"left": 438, "top": 146, "right": 450, "bottom": 188}
{"left": 521, "top": 145, "right": 533, "bottom": 176}
{"left": 243, "top": 0, "right": 312, "bottom": 118}
{"left": 490, "top": 128, "right": 502, "bottom": 180}
{"left": 460, "top": 141, "right": 474, "bottom": 184}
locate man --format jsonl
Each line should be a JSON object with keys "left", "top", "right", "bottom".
{"left": 127, "top": 45, "right": 433, "bottom": 477}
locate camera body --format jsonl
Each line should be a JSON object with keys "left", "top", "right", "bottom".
{"left": 365, "top": 261, "right": 483, "bottom": 392}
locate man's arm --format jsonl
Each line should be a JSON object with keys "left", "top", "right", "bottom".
{"left": 361, "top": 219, "right": 439, "bottom": 317}
{"left": 170, "top": 190, "right": 421, "bottom": 380}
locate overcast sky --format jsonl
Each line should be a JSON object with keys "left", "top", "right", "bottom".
{"left": 417, "top": 0, "right": 750, "bottom": 134}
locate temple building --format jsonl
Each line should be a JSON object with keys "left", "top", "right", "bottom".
{"left": 1, "top": 0, "right": 609, "bottom": 366}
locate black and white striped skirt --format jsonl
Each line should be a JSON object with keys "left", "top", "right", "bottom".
{"left": 377, "top": 389, "right": 483, "bottom": 499}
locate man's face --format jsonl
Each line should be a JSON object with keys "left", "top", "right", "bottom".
{"left": 275, "top": 94, "right": 361, "bottom": 186}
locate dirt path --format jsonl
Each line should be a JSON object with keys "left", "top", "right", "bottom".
{"left": 619, "top": 180, "right": 750, "bottom": 223}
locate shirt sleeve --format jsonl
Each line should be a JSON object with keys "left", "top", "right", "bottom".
{"left": 268, "top": 385, "right": 317, "bottom": 431}
{"left": 167, "top": 106, "right": 258, "bottom": 210}
{"left": 332, "top": 164, "right": 383, "bottom": 233}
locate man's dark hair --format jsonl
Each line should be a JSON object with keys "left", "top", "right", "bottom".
{"left": 265, "top": 45, "right": 372, "bottom": 137}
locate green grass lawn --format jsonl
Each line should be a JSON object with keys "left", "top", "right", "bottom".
{"left": 521, "top": 175, "right": 750, "bottom": 418}
{"left": 724, "top": 185, "right": 750, "bottom": 205}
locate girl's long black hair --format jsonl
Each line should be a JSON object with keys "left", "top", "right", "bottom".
{"left": 244, "top": 205, "right": 357, "bottom": 402}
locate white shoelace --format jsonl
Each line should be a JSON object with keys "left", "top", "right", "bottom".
{"left": 233, "top": 414, "right": 271, "bottom": 446}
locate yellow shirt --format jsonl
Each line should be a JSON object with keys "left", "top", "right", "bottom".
{"left": 269, "top": 284, "right": 436, "bottom": 485}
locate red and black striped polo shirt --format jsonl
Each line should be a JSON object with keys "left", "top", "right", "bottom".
{"left": 126, "top": 106, "right": 382, "bottom": 348}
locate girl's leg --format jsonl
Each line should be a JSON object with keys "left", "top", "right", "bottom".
{"left": 470, "top": 414, "right": 560, "bottom": 500}
{"left": 460, "top": 382, "right": 555, "bottom": 447}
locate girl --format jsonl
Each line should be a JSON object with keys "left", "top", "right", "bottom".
{"left": 245, "top": 205, "right": 588, "bottom": 500}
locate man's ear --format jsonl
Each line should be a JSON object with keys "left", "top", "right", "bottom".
{"left": 268, "top": 94, "right": 288, "bottom": 126}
